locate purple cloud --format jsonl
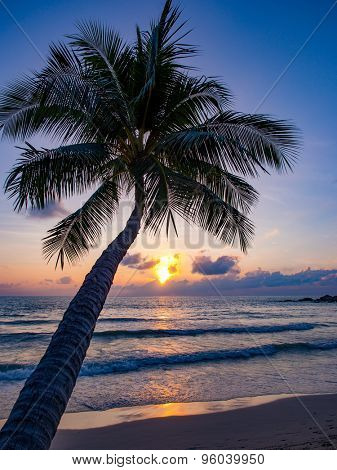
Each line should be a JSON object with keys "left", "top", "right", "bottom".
{"left": 121, "top": 253, "right": 143, "bottom": 266}
{"left": 192, "top": 255, "right": 238, "bottom": 276}
{"left": 56, "top": 276, "right": 72, "bottom": 285}
{"left": 137, "top": 259, "right": 159, "bottom": 270}
{"left": 0, "top": 283, "right": 19, "bottom": 289}
{"left": 109, "top": 267, "right": 337, "bottom": 297}
{"left": 121, "top": 252, "right": 159, "bottom": 270}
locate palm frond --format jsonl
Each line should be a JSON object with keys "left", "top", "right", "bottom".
{"left": 4, "top": 143, "right": 119, "bottom": 211}
{"left": 156, "top": 111, "right": 299, "bottom": 176}
{"left": 68, "top": 21, "right": 134, "bottom": 124}
{"left": 163, "top": 157, "right": 259, "bottom": 213}
{"left": 144, "top": 160, "right": 254, "bottom": 251}
{"left": 139, "top": 0, "right": 196, "bottom": 94}
{"left": 43, "top": 179, "right": 120, "bottom": 268}
{"left": 39, "top": 42, "right": 131, "bottom": 142}
{"left": 0, "top": 74, "right": 44, "bottom": 141}
{"left": 208, "top": 111, "right": 300, "bottom": 173}
{"left": 160, "top": 75, "right": 232, "bottom": 126}
{"left": 132, "top": 0, "right": 198, "bottom": 131}
{"left": 143, "top": 158, "right": 174, "bottom": 235}
{"left": 153, "top": 0, "right": 197, "bottom": 64}
{"left": 142, "top": 74, "right": 232, "bottom": 147}
{"left": 0, "top": 42, "right": 130, "bottom": 143}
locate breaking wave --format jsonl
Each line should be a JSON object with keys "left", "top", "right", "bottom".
{"left": 1, "top": 338, "right": 337, "bottom": 381}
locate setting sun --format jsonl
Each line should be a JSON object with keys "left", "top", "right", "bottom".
{"left": 155, "top": 255, "right": 179, "bottom": 284}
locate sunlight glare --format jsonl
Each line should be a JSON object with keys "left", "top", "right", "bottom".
{"left": 155, "top": 255, "right": 178, "bottom": 284}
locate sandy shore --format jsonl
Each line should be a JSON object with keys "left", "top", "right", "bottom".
{"left": 48, "top": 393, "right": 337, "bottom": 450}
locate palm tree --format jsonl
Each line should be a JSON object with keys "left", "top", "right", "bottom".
{"left": 0, "top": 0, "right": 298, "bottom": 449}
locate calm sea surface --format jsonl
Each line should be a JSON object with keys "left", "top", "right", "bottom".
{"left": 1, "top": 295, "right": 337, "bottom": 418}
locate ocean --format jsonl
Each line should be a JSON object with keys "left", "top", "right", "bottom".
{"left": 1, "top": 295, "right": 337, "bottom": 419}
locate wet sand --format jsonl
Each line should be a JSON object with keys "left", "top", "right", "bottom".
{"left": 50, "top": 393, "right": 337, "bottom": 450}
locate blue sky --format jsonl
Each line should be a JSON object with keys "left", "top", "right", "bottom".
{"left": 0, "top": 0, "right": 336, "bottom": 295}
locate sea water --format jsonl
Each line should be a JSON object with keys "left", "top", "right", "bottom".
{"left": 0, "top": 295, "right": 337, "bottom": 418}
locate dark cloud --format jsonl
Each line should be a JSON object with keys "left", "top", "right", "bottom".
{"left": 121, "top": 252, "right": 159, "bottom": 270}
{"left": 239, "top": 267, "right": 337, "bottom": 289}
{"left": 192, "top": 255, "right": 238, "bottom": 276}
{"left": 28, "top": 201, "right": 69, "bottom": 219}
{"left": 56, "top": 276, "right": 72, "bottom": 285}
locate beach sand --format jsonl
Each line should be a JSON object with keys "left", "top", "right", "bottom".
{"left": 48, "top": 393, "right": 337, "bottom": 450}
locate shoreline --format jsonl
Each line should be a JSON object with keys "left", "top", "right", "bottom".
{"left": 2, "top": 393, "right": 337, "bottom": 449}
{"left": 49, "top": 393, "right": 337, "bottom": 449}
{"left": 55, "top": 393, "right": 303, "bottom": 430}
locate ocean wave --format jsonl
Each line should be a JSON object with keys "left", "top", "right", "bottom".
{"left": 0, "top": 317, "right": 150, "bottom": 327}
{"left": 0, "top": 322, "right": 318, "bottom": 344}
{"left": 79, "top": 340, "right": 337, "bottom": 377}
{"left": 0, "top": 332, "right": 51, "bottom": 342}
{"left": 0, "top": 363, "right": 35, "bottom": 381}
{"left": 0, "top": 319, "right": 56, "bottom": 326}
{"left": 0, "top": 316, "right": 162, "bottom": 331}
{"left": 1, "top": 338, "right": 337, "bottom": 381}
{"left": 93, "top": 322, "right": 318, "bottom": 339}
{"left": 99, "top": 317, "right": 160, "bottom": 323}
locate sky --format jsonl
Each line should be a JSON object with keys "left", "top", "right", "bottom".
{"left": 0, "top": 0, "right": 337, "bottom": 296}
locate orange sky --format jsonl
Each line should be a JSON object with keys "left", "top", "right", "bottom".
{"left": 1, "top": 192, "right": 337, "bottom": 296}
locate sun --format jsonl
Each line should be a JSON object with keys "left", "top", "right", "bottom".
{"left": 155, "top": 255, "right": 178, "bottom": 285}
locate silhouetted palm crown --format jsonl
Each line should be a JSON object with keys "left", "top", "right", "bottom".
{"left": 1, "top": 0, "right": 298, "bottom": 268}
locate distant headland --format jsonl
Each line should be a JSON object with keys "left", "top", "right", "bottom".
{"left": 282, "top": 295, "right": 337, "bottom": 303}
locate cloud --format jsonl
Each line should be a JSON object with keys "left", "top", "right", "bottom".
{"left": 263, "top": 228, "right": 280, "bottom": 240}
{"left": 121, "top": 252, "right": 159, "bottom": 270}
{"left": 110, "top": 267, "right": 337, "bottom": 297}
{"left": 137, "top": 259, "right": 159, "bottom": 270}
{"left": 39, "top": 278, "right": 54, "bottom": 285}
{"left": 320, "top": 273, "right": 337, "bottom": 282}
{"left": 121, "top": 253, "right": 143, "bottom": 266}
{"left": 0, "top": 283, "right": 19, "bottom": 290}
{"left": 192, "top": 255, "right": 238, "bottom": 276}
{"left": 28, "top": 201, "right": 69, "bottom": 219}
{"left": 56, "top": 276, "right": 72, "bottom": 285}
{"left": 239, "top": 267, "right": 337, "bottom": 288}
{"left": 0, "top": 282, "right": 22, "bottom": 295}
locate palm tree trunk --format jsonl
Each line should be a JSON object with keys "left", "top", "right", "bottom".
{"left": 0, "top": 198, "right": 143, "bottom": 450}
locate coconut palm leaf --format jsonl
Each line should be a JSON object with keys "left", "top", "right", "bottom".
{"left": 0, "top": 74, "right": 45, "bottom": 140}
{"left": 164, "top": 157, "right": 259, "bottom": 213}
{"left": 68, "top": 21, "right": 134, "bottom": 123}
{"left": 208, "top": 111, "right": 299, "bottom": 172}
{"left": 132, "top": 0, "right": 198, "bottom": 133}
{"left": 0, "top": 42, "right": 130, "bottom": 143}
{"left": 154, "top": 74, "right": 232, "bottom": 133}
{"left": 4, "top": 143, "right": 120, "bottom": 211}
{"left": 43, "top": 179, "right": 121, "bottom": 268}
{"left": 156, "top": 112, "right": 299, "bottom": 176}
{"left": 144, "top": 160, "right": 254, "bottom": 251}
